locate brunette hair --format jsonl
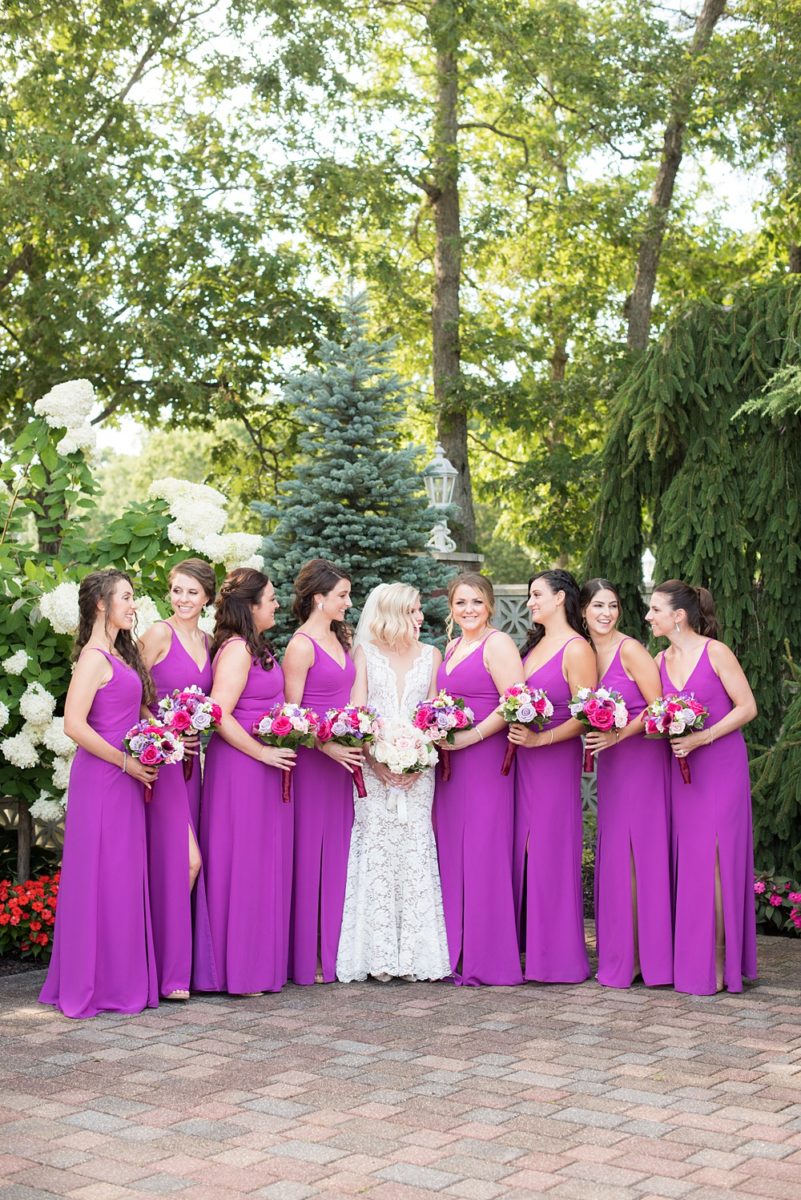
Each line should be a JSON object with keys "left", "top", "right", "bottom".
{"left": 211, "top": 567, "right": 276, "bottom": 669}
{"left": 168, "top": 558, "right": 216, "bottom": 604}
{"left": 446, "top": 572, "right": 495, "bottom": 639}
{"left": 579, "top": 577, "right": 623, "bottom": 631}
{"left": 520, "top": 568, "right": 586, "bottom": 657}
{"left": 74, "top": 569, "right": 155, "bottom": 705}
{"left": 652, "top": 579, "right": 719, "bottom": 639}
{"left": 292, "top": 557, "right": 352, "bottom": 651}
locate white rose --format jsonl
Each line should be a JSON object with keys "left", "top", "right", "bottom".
{"left": 30, "top": 791, "right": 66, "bottom": 822}
{"left": 2, "top": 649, "right": 30, "bottom": 675}
{"left": 0, "top": 730, "right": 39, "bottom": 769}
{"left": 52, "top": 755, "right": 73, "bottom": 790}
{"left": 39, "top": 581, "right": 80, "bottom": 635}
{"left": 0, "top": 701, "right": 9, "bottom": 731}
{"left": 42, "top": 717, "right": 75, "bottom": 758}
{"left": 20, "top": 681, "right": 57, "bottom": 727}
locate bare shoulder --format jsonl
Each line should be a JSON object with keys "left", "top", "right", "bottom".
{"left": 283, "top": 633, "right": 314, "bottom": 667}
{"left": 485, "top": 629, "right": 518, "bottom": 657}
{"left": 73, "top": 646, "right": 112, "bottom": 684}
{"left": 140, "top": 620, "right": 171, "bottom": 648}
{"left": 425, "top": 642, "right": 443, "bottom": 668}
{"left": 654, "top": 649, "right": 664, "bottom": 667}
{"left": 215, "top": 638, "right": 251, "bottom": 669}
{"left": 565, "top": 637, "right": 595, "bottom": 667}
{"left": 620, "top": 637, "right": 652, "bottom": 670}
{"left": 352, "top": 644, "right": 366, "bottom": 667}
{"left": 707, "top": 639, "right": 739, "bottom": 673}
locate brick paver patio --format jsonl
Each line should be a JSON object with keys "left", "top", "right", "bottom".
{"left": 1, "top": 934, "right": 800, "bottom": 1200}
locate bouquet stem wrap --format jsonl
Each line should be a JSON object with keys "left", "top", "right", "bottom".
{"left": 583, "top": 746, "right": 594, "bottom": 774}
{"left": 438, "top": 744, "right": 452, "bottom": 782}
{"left": 352, "top": 764, "right": 367, "bottom": 799}
{"left": 281, "top": 767, "right": 293, "bottom": 804}
{"left": 678, "top": 757, "right": 691, "bottom": 785}
{"left": 501, "top": 742, "right": 517, "bottom": 777}
{"left": 183, "top": 756, "right": 193, "bottom": 782}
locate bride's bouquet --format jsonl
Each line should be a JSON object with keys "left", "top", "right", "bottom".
{"left": 497, "top": 684, "right": 554, "bottom": 776}
{"left": 568, "top": 686, "right": 628, "bottom": 773}
{"left": 641, "top": 692, "right": 709, "bottom": 784}
{"left": 372, "top": 718, "right": 438, "bottom": 824}
{"left": 252, "top": 703, "right": 321, "bottom": 802}
{"left": 411, "top": 690, "right": 474, "bottom": 782}
{"left": 317, "top": 704, "right": 381, "bottom": 798}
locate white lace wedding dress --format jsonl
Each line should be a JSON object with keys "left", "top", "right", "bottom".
{"left": 336, "top": 641, "right": 451, "bottom": 982}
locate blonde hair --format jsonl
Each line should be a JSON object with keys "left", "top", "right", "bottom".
{"left": 446, "top": 572, "right": 495, "bottom": 639}
{"left": 367, "top": 583, "right": 421, "bottom": 650}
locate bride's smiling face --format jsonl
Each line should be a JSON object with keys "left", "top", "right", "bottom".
{"left": 408, "top": 598, "right": 424, "bottom": 639}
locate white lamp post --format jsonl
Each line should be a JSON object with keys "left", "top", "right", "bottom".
{"left": 422, "top": 443, "right": 458, "bottom": 554}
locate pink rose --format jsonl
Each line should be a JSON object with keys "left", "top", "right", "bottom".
{"left": 317, "top": 718, "right": 333, "bottom": 742}
{"left": 453, "top": 709, "right": 469, "bottom": 728}
{"left": 169, "top": 710, "right": 192, "bottom": 732}
{"left": 508, "top": 687, "right": 522, "bottom": 696}
{"left": 210, "top": 704, "right": 222, "bottom": 723}
{"left": 140, "top": 744, "right": 161, "bottom": 765}
{"left": 584, "top": 698, "right": 600, "bottom": 716}
{"left": 534, "top": 697, "right": 547, "bottom": 714}
{"left": 591, "top": 707, "right": 615, "bottom": 731}
{"left": 271, "top": 715, "right": 293, "bottom": 737}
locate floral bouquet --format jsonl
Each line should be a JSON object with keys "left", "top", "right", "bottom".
{"left": 568, "top": 687, "right": 629, "bottom": 773}
{"left": 252, "top": 703, "right": 321, "bottom": 803}
{"left": 411, "top": 690, "right": 474, "bottom": 782}
{"left": 640, "top": 692, "right": 709, "bottom": 784}
{"left": 317, "top": 704, "right": 381, "bottom": 798}
{"left": 372, "top": 717, "right": 438, "bottom": 823}
{"left": 124, "top": 719, "right": 184, "bottom": 801}
{"left": 158, "top": 685, "right": 223, "bottom": 781}
{"left": 497, "top": 684, "right": 554, "bottom": 776}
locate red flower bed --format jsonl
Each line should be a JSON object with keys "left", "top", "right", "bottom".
{"left": 0, "top": 873, "right": 59, "bottom": 961}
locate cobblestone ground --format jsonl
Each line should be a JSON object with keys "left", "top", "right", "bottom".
{"left": 1, "top": 934, "right": 800, "bottom": 1200}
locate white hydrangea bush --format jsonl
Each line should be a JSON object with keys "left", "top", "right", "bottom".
{"left": 134, "top": 595, "right": 163, "bottom": 636}
{"left": 33, "top": 379, "right": 97, "bottom": 457}
{"left": 149, "top": 477, "right": 264, "bottom": 571}
{"left": 0, "top": 730, "right": 40, "bottom": 770}
{"left": 29, "top": 791, "right": 67, "bottom": 821}
{"left": 2, "top": 649, "right": 30, "bottom": 675}
{"left": 39, "top": 582, "right": 80, "bottom": 635}
{"left": 19, "top": 682, "right": 57, "bottom": 728}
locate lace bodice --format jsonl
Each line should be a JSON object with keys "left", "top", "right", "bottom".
{"left": 362, "top": 641, "right": 433, "bottom": 722}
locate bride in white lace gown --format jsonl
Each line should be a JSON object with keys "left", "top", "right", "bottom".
{"left": 336, "top": 583, "right": 451, "bottom": 982}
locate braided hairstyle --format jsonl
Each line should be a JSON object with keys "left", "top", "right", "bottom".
{"left": 520, "top": 569, "right": 586, "bottom": 657}
{"left": 74, "top": 569, "right": 155, "bottom": 705}
{"left": 211, "top": 568, "right": 276, "bottom": 669}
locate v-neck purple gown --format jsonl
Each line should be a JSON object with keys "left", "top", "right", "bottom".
{"left": 661, "top": 642, "right": 757, "bottom": 995}
{"left": 40, "top": 650, "right": 158, "bottom": 1018}
{"left": 288, "top": 632, "right": 355, "bottom": 985}
{"left": 514, "top": 638, "right": 589, "bottom": 983}
{"left": 595, "top": 638, "right": 672, "bottom": 988}
{"left": 194, "top": 639, "right": 293, "bottom": 994}
{"left": 146, "top": 621, "right": 216, "bottom": 995}
{"left": 432, "top": 632, "right": 522, "bottom": 986}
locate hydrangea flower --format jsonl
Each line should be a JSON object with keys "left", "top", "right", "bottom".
{"left": 134, "top": 596, "right": 162, "bottom": 636}
{"left": 51, "top": 755, "right": 72, "bottom": 790}
{"left": 198, "top": 607, "right": 216, "bottom": 635}
{"left": 0, "top": 730, "right": 39, "bottom": 769}
{"left": 33, "top": 380, "right": 97, "bottom": 457}
{"left": 29, "top": 792, "right": 66, "bottom": 822}
{"left": 2, "top": 649, "right": 30, "bottom": 675}
{"left": 39, "top": 581, "right": 80, "bottom": 635}
{"left": 0, "top": 701, "right": 9, "bottom": 732}
{"left": 19, "top": 682, "right": 57, "bottom": 727}
{"left": 42, "top": 717, "right": 74, "bottom": 759}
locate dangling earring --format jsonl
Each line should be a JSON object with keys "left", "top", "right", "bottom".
{"left": 317, "top": 601, "right": 323, "bottom": 612}
{"left": 674, "top": 621, "right": 680, "bottom": 635}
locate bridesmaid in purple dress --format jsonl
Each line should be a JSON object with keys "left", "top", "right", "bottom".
{"left": 283, "top": 559, "right": 360, "bottom": 985}
{"left": 432, "top": 573, "right": 524, "bottom": 986}
{"left": 647, "top": 580, "right": 758, "bottom": 995}
{"left": 140, "top": 558, "right": 216, "bottom": 1000}
{"left": 509, "top": 570, "right": 596, "bottom": 983}
{"left": 40, "top": 570, "right": 159, "bottom": 1018}
{"left": 194, "top": 568, "right": 296, "bottom": 995}
{"left": 580, "top": 578, "right": 672, "bottom": 988}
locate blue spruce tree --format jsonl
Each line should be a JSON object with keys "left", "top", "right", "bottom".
{"left": 254, "top": 293, "right": 449, "bottom": 643}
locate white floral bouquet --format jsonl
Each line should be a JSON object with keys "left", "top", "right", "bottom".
{"left": 373, "top": 717, "right": 438, "bottom": 776}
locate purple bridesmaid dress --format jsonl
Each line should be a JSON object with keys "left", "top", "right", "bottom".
{"left": 288, "top": 632, "right": 355, "bottom": 985}
{"left": 40, "top": 651, "right": 158, "bottom": 1018}
{"left": 661, "top": 643, "right": 758, "bottom": 995}
{"left": 145, "top": 622, "right": 216, "bottom": 996}
{"left": 595, "top": 639, "right": 672, "bottom": 987}
{"left": 514, "top": 638, "right": 589, "bottom": 983}
{"left": 194, "top": 640, "right": 293, "bottom": 994}
{"left": 432, "top": 631, "right": 523, "bottom": 986}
